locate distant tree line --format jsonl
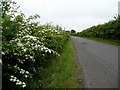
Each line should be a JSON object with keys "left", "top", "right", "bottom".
{"left": 76, "top": 16, "right": 120, "bottom": 40}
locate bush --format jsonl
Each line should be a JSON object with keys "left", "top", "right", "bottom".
{"left": 1, "top": 0, "right": 69, "bottom": 89}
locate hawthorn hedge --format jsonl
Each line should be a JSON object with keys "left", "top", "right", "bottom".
{"left": 1, "top": 0, "right": 69, "bottom": 89}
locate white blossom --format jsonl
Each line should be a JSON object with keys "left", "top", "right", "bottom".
{"left": 20, "top": 69, "right": 25, "bottom": 74}
{"left": 23, "top": 48, "right": 27, "bottom": 52}
{"left": 24, "top": 35, "right": 37, "bottom": 40}
{"left": 24, "top": 75, "right": 28, "bottom": 78}
{"left": 26, "top": 71, "right": 29, "bottom": 74}
{"left": 10, "top": 79, "right": 13, "bottom": 81}
{"left": 0, "top": 59, "right": 2, "bottom": 64}
{"left": 48, "top": 49, "right": 51, "bottom": 53}
{"left": 22, "top": 84, "right": 26, "bottom": 88}
{"left": 16, "top": 81, "right": 22, "bottom": 85}
{"left": 1, "top": 51, "right": 5, "bottom": 55}
{"left": 17, "top": 41, "right": 23, "bottom": 46}
{"left": 10, "top": 75, "right": 14, "bottom": 78}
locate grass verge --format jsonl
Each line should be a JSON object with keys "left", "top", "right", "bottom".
{"left": 81, "top": 37, "right": 120, "bottom": 46}
{"left": 42, "top": 38, "right": 80, "bottom": 88}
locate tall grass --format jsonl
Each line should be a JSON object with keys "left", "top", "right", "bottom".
{"left": 42, "top": 38, "right": 80, "bottom": 88}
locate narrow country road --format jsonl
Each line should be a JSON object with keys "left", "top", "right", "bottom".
{"left": 72, "top": 36, "right": 118, "bottom": 88}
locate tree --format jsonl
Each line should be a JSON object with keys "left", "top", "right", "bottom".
{"left": 71, "top": 29, "right": 76, "bottom": 33}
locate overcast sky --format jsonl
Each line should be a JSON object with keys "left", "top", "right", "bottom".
{"left": 15, "top": 0, "right": 119, "bottom": 32}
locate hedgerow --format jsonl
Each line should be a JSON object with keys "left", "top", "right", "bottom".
{"left": 76, "top": 16, "right": 120, "bottom": 40}
{"left": 1, "top": 0, "right": 69, "bottom": 89}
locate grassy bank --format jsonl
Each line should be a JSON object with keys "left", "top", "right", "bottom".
{"left": 81, "top": 37, "right": 120, "bottom": 46}
{"left": 42, "top": 38, "right": 80, "bottom": 88}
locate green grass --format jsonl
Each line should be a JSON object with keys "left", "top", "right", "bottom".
{"left": 42, "top": 38, "right": 80, "bottom": 88}
{"left": 81, "top": 37, "right": 120, "bottom": 46}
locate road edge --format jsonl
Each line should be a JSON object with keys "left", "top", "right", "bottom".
{"left": 71, "top": 36, "right": 85, "bottom": 88}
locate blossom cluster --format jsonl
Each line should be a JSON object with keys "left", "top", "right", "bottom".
{"left": 3, "top": 23, "right": 67, "bottom": 88}
{"left": 14, "top": 65, "right": 30, "bottom": 78}
{"left": 10, "top": 75, "right": 26, "bottom": 88}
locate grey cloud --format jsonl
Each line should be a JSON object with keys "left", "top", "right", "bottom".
{"left": 15, "top": 0, "right": 119, "bottom": 32}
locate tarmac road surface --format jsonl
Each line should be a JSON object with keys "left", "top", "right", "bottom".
{"left": 72, "top": 36, "right": 118, "bottom": 88}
